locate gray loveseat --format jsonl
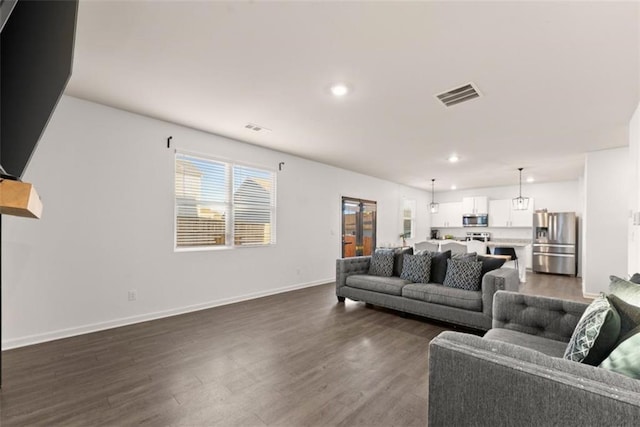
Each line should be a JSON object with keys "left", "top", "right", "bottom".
{"left": 336, "top": 255, "right": 520, "bottom": 331}
{"left": 428, "top": 291, "right": 640, "bottom": 426}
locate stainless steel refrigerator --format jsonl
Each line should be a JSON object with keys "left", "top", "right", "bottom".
{"left": 532, "top": 211, "right": 577, "bottom": 275}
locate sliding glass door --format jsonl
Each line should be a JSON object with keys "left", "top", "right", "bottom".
{"left": 342, "top": 197, "right": 377, "bottom": 258}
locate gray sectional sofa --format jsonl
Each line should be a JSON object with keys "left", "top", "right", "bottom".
{"left": 428, "top": 291, "right": 640, "bottom": 426}
{"left": 336, "top": 255, "right": 520, "bottom": 330}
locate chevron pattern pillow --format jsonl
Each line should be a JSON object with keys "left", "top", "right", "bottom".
{"left": 443, "top": 259, "right": 483, "bottom": 291}
{"left": 564, "top": 293, "right": 620, "bottom": 365}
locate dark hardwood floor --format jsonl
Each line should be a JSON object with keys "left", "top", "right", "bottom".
{"left": 0, "top": 271, "right": 586, "bottom": 426}
{"left": 520, "top": 271, "right": 590, "bottom": 303}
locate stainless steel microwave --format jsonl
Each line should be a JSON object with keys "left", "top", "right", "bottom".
{"left": 463, "top": 214, "right": 488, "bottom": 227}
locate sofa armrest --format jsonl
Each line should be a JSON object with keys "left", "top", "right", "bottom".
{"left": 492, "top": 291, "right": 589, "bottom": 342}
{"left": 481, "top": 268, "right": 520, "bottom": 317}
{"left": 428, "top": 331, "right": 640, "bottom": 427}
{"left": 336, "top": 256, "right": 371, "bottom": 294}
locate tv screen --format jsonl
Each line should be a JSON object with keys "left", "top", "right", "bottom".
{"left": 0, "top": 0, "right": 78, "bottom": 179}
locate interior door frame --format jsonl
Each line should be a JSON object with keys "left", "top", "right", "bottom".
{"left": 341, "top": 196, "right": 377, "bottom": 258}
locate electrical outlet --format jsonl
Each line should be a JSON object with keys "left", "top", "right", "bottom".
{"left": 128, "top": 289, "right": 137, "bottom": 301}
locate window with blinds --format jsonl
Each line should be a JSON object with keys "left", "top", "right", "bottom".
{"left": 175, "top": 153, "right": 276, "bottom": 249}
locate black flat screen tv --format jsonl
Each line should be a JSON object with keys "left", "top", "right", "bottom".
{"left": 0, "top": 0, "right": 78, "bottom": 179}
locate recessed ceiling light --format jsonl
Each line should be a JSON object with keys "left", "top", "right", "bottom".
{"left": 526, "top": 177, "right": 535, "bottom": 183}
{"left": 330, "top": 83, "right": 349, "bottom": 97}
{"left": 451, "top": 185, "right": 457, "bottom": 190}
{"left": 448, "top": 154, "right": 459, "bottom": 163}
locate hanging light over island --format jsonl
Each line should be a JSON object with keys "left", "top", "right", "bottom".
{"left": 430, "top": 178, "right": 439, "bottom": 213}
{"left": 512, "top": 167, "right": 530, "bottom": 210}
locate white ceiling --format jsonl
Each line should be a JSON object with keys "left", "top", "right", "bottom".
{"left": 65, "top": 1, "right": 640, "bottom": 192}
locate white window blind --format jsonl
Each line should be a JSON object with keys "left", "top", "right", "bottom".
{"left": 233, "top": 164, "right": 276, "bottom": 246}
{"left": 175, "top": 153, "right": 276, "bottom": 249}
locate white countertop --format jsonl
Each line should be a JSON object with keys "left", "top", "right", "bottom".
{"left": 486, "top": 241, "right": 531, "bottom": 247}
{"left": 425, "top": 239, "right": 531, "bottom": 247}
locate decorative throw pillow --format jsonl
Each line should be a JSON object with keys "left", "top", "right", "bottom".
{"left": 630, "top": 273, "right": 640, "bottom": 284}
{"left": 443, "top": 259, "right": 483, "bottom": 291}
{"left": 610, "top": 275, "right": 640, "bottom": 307}
{"left": 608, "top": 294, "right": 640, "bottom": 344}
{"left": 392, "top": 247, "right": 414, "bottom": 277}
{"left": 599, "top": 329, "right": 640, "bottom": 379}
{"left": 563, "top": 293, "right": 621, "bottom": 366}
{"left": 400, "top": 253, "right": 431, "bottom": 284}
{"left": 477, "top": 255, "right": 507, "bottom": 279}
{"left": 428, "top": 250, "right": 451, "bottom": 284}
{"left": 368, "top": 249, "right": 394, "bottom": 277}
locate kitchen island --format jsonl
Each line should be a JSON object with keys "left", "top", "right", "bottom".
{"left": 486, "top": 241, "right": 530, "bottom": 283}
{"left": 419, "top": 239, "right": 530, "bottom": 283}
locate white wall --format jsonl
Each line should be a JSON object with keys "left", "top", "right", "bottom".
{"left": 583, "top": 147, "right": 629, "bottom": 296}
{"left": 628, "top": 103, "right": 640, "bottom": 275}
{"left": 1, "top": 96, "right": 429, "bottom": 348}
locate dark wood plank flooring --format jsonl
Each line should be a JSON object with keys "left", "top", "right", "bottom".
{"left": 0, "top": 272, "right": 586, "bottom": 426}
{"left": 520, "top": 271, "right": 590, "bottom": 303}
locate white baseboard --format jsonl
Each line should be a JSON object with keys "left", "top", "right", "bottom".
{"left": 2, "top": 278, "right": 333, "bottom": 350}
{"left": 582, "top": 292, "right": 599, "bottom": 299}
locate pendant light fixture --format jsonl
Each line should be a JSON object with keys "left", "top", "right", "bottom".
{"left": 429, "top": 178, "right": 439, "bottom": 213}
{"left": 512, "top": 167, "right": 529, "bottom": 210}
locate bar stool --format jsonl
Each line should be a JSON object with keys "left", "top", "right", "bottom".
{"left": 493, "top": 247, "right": 518, "bottom": 270}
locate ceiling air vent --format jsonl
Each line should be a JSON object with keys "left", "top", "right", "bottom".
{"left": 245, "top": 123, "right": 272, "bottom": 132}
{"left": 436, "top": 83, "right": 481, "bottom": 107}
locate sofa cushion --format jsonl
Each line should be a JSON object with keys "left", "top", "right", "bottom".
{"left": 400, "top": 253, "right": 431, "bottom": 283}
{"left": 345, "top": 274, "right": 410, "bottom": 296}
{"left": 600, "top": 328, "right": 640, "bottom": 379}
{"left": 428, "top": 250, "right": 451, "bottom": 284}
{"left": 392, "top": 247, "right": 413, "bottom": 277}
{"left": 368, "top": 249, "right": 394, "bottom": 277}
{"left": 564, "top": 293, "right": 620, "bottom": 366}
{"left": 443, "top": 258, "right": 483, "bottom": 291}
{"left": 608, "top": 294, "right": 640, "bottom": 344}
{"left": 484, "top": 328, "right": 568, "bottom": 357}
{"left": 610, "top": 275, "right": 640, "bottom": 306}
{"left": 477, "top": 255, "right": 506, "bottom": 279}
{"left": 402, "top": 283, "right": 482, "bottom": 311}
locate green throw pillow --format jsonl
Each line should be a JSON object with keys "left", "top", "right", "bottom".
{"left": 564, "top": 293, "right": 621, "bottom": 366}
{"left": 610, "top": 275, "right": 640, "bottom": 306}
{"left": 599, "top": 329, "right": 640, "bottom": 379}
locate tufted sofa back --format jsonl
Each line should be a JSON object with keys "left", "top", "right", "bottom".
{"left": 492, "top": 291, "right": 589, "bottom": 342}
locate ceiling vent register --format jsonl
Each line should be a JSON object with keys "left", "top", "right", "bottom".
{"left": 245, "top": 123, "right": 271, "bottom": 132}
{"left": 436, "top": 83, "right": 481, "bottom": 107}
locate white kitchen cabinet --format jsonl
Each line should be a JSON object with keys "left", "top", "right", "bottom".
{"left": 510, "top": 200, "right": 534, "bottom": 227}
{"left": 462, "top": 196, "right": 488, "bottom": 215}
{"left": 488, "top": 199, "right": 510, "bottom": 227}
{"left": 489, "top": 198, "right": 534, "bottom": 227}
{"left": 431, "top": 202, "right": 463, "bottom": 228}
